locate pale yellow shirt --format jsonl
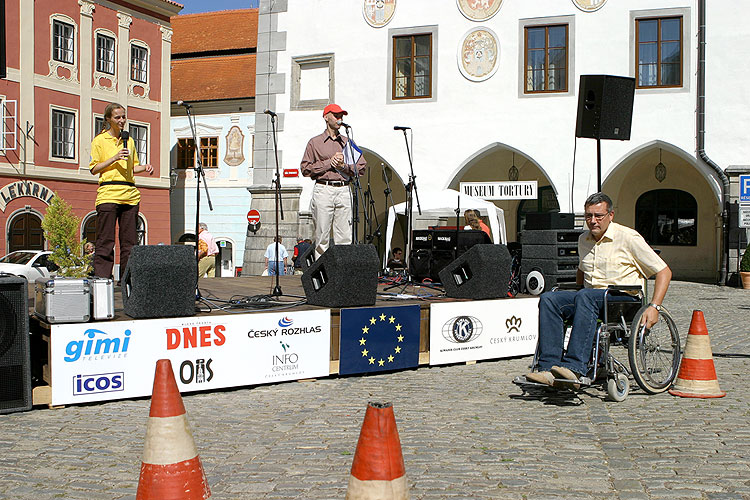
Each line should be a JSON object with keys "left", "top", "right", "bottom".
{"left": 578, "top": 222, "right": 667, "bottom": 289}
{"left": 89, "top": 131, "right": 141, "bottom": 206}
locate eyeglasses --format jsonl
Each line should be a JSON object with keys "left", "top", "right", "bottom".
{"left": 584, "top": 212, "right": 611, "bottom": 221}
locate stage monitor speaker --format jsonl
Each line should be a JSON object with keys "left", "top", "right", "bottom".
{"left": 299, "top": 244, "right": 316, "bottom": 271}
{"left": 439, "top": 244, "right": 511, "bottom": 300}
{"left": 301, "top": 245, "right": 379, "bottom": 308}
{"left": 575, "top": 75, "right": 635, "bottom": 140}
{"left": 0, "top": 275, "right": 32, "bottom": 414}
{"left": 122, "top": 245, "right": 197, "bottom": 319}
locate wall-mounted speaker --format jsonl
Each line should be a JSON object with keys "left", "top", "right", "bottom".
{"left": 575, "top": 75, "right": 635, "bottom": 141}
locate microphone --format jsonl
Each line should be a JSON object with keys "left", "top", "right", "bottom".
{"left": 340, "top": 122, "right": 351, "bottom": 129}
{"left": 176, "top": 100, "right": 192, "bottom": 108}
{"left": 264, "top": 109, "right": 277, "bottom": 117}
{"left": 120, "top": 130, "right": 129, "bottom": 145}
{"left": 394, "top": 125, "right": 411, "bottom": 131}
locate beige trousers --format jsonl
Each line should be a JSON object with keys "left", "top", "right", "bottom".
{"left": 198, "top": 255, "right": 216, "bottom": 277}
{"left": 311, "top": 183, "right": 352, "bottom": 258}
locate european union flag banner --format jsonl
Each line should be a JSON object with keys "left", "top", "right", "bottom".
{"left": 339, "top": 304, "right": 421, "bottom": 375}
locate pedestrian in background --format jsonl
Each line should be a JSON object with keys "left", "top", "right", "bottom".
{"left": 264, "top": 236, "right": 289, "bottom": 276}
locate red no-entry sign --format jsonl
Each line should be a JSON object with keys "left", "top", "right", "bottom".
{"left": 247, "top": 209, "right": 261, "bottom": 224}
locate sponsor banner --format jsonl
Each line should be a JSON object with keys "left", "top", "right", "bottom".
{"left": 339, "top": 305, "right": 420, "bottom": 375}
{"left": 429, "top": 298, "right": 538, "bottom": 365}
{"left": 50, "top": 310, "right": 330, "bottom": 405}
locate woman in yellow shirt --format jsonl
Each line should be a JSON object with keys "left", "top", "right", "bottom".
{"left": 89, "top": 102, "right": 153, "bottom": 281}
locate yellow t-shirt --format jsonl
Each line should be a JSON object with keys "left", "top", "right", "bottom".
{"left": 89, "top": 130, "right": 141, "bottom": 206}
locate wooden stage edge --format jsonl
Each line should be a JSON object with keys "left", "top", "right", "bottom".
{"left": 30, "top": 275, "right": 530, "bottom": 407}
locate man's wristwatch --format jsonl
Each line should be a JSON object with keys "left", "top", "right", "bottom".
{"left": 648, "top": 303, "right": 662, "bottom": 311}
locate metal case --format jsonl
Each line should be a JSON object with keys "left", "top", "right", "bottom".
{"left": 90, "top": 277, "right": 115, "bottom": 320}
{"left": 34, "top": 277, "right": 91, "bottom": 324}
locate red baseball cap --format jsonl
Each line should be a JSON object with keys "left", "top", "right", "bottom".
{"left": 323, "top": 103, "right": 348, "bottom": 116}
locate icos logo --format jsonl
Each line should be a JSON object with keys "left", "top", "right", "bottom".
{"left": 64, "top": 328, "right": 131, "bottom": 363}
{"left": 73, "top": 372, "right": 124, "bottom": 396}
{"left": 278, "top": 317, "right": 293, "bottom": 327}
{"left": 506, "top": 316, "right": 522, "bottom": 333}
{"left": 442, "top": 316, "right": 483, "bottom": 343}
{"left": 179, "top": 358, "right": 214, "bottom": 384}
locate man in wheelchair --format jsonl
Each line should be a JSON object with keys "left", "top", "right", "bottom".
{"left": 524, "top": 192, "right": 672, "bottom": 389}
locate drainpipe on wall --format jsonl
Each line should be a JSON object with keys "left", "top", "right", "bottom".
{"left": 697, "top": 0, "right": 729, "bottom": 285}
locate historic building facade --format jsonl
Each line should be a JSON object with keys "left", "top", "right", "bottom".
{"left": 0, "top": 0, "right": 179, "bottom": 277}
{"left": 247, "top": 0, "right": 750, "bottom": 283}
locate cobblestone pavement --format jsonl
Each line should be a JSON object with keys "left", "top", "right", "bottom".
{"left": 1, "top": 281, "right": 748, "bottom": 499}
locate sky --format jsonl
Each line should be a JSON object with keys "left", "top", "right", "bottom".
{"left": 178, "top": 0, "right": 259, "bottom": 15}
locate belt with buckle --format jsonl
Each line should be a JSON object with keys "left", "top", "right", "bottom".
{"left": 316, "top": 179, "right": 349, "bottom": 186}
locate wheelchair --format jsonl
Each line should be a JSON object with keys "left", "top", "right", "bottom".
{"left": 514, "top": 285, "right": 682, "bottom": 401}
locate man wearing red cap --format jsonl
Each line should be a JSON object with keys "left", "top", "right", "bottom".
{"left": 301, "top": 103, "right": 367, "bottom": 258}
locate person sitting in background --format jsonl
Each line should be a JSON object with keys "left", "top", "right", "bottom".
{"left": 292, "top": 237, "right": 312, "bottom": 275}
{"left": 265, "top": 236, "right": 289, "bottom": 276}
{"left": 387, "top": 247, "right": 406, "bottom": 269}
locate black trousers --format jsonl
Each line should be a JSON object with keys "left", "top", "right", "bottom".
{"left": 94, "top": 202, "right": 139, "bottom": 280}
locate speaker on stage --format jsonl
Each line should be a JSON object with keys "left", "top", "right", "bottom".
{"left": 0, "top": 275, "right": 32, "bottom": 414}
{"left": 302, "top": 245, "right": 379, "bottom": 308}
{"left": 122, "top": 245, "right": 197, "bottom": 318}
{"left": 438, "top": 244, "right": 511, "bottom": 300}
{"left": 575, "top": 75, "right": 635, "bottom": 141}
{"left": 299, "top": 243, "right": 316, "bottom": 271}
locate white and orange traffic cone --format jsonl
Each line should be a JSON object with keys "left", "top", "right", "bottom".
{"left": 669, "top": 310, "right": 726, "bottom": 398}
{"left": 136, "top": 359, "right": 211, "bottom": 499}
{"left": 345, "top": 402, "right": 408, "bottom": 500}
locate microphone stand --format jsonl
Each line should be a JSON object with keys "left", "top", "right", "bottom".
{"left": 380, "top": 163, "right": 398, "bottom": 268}
{"left": 269, "top": 112, "right": 285, "bottom": 297}
{"left": 454, "top": 194, "right": 461, "bottom": 262}
{"left": 342, "top": 124, "right": 370, "bottom": 244}
{"left": 184, "top": 103, "right": 213, "bottom": 301}
{"left": 363, "top": 166, "right": 381, "bottom": 251}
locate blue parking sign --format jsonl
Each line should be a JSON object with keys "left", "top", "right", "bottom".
{"left": 741, "top": 175, "right": 750, "bottom": 203}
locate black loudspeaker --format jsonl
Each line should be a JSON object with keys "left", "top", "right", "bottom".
{"left": 299, "top": 244, "right": 316, "bottom": 271}
{"left": 0, "top": 275, "right": 32, "bottom": 414}
{"left": 525, "top": 212, "right": 575, "bottom": 230}
{"left": 575, "top": 75, "right": 635, "bottom": 140}
{"left": 439, "top": 244, "right": 511, "bottom": 300}
{"left": 301, "top": 245, "right": 379, "bottom": 308}
{"left": 122, "top": 245, "right": 197, "bottom": 318}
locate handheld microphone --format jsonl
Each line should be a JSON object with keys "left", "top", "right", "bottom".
{"left": 393, "top": 125, "right": 411, "bottom": 131}
{"left": 120, "top": 130, "right": 129, "bottom": 145}
{"left": 264, "top": 109, "right": 277, "bottom": 117}
{"left": 176, "top": 100, "right": 192, "bottom": 108}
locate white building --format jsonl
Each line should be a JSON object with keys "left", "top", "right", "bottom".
{"left": 245, "top": 0, "right": 750, "bottom": 283}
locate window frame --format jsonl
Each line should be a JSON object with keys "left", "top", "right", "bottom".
{"left": 93, "top": 115, "right": 106, "bottom": 137}
{"left": 50, "top": 106, "right": 77, "bottom": 162}
{"left": 387, "top": 25, "right": 438, "bottom": 104}
{"left": 95, "top": 32, "right": 116, "bottom": 75}
{"left": 635, "top": 16, "right": 683, "bottom": 89}
{"left": 129, "top": 122, "right": 149, "bottom": 165}
{"left": 290, "top": 53, "right": 335, "bottom": 112}
{"left": 523, "top": 24, "right": 569, "bottom": 94}
{"left": 52, "top": 19, "right": 75, "bottom": 65}
{"left": 200, "top": 136, "right": 219, "bottom": 168}
{"left": 176, "top": 137, "right": 196, "bottom": 170}
{"left": 130, "top": 42, "right": 149, "bottom": 84}
{"left": 392, "top": 33, "right": 433, "bottom": 100}
{"left": 517, "top": 16, "right": 575, "bottom": 98}
{"left": 635, "top": 189, "right": 697, "bottom": 247}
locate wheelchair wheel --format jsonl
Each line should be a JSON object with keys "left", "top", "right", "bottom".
{"left": 628, "top": 305, "right": 681, "bottom": 394}
{"left": 607, "top": 373, "right": 629, "bottom": 402}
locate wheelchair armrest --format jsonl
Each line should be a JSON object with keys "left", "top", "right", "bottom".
{"left": 553, "top": 283, "right": 583, "bottom": 291}
{"left": 607, "top": 285, "right": 643, "bottom": 291}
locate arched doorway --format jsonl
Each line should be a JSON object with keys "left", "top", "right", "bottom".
{"left": 215, "top": 239, "right": 234, "bottom": 277}
{"left": 635, "top": 189, "right": 697, "bottom": 247}
{"left": 8, "top": 212, "right": 44, "bottom": 252}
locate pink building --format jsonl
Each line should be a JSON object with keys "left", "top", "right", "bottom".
{"left": 0, "top": 0, "right": 181, "bottom": 274}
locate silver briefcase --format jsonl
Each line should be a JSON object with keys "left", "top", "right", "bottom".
{"left": 34, "top": 277, "right": 91, "bottom": 324}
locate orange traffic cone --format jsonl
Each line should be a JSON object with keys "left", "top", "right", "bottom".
{"left": 136, "top": 359, "right": 211, "bottom": 499}
{"left": 345, "top": 402, "right": 408, "bottom": 500}
{"left": 669, "top": 310, "right": 725, "bottom": 398}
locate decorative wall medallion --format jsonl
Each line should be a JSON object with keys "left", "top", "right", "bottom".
{"left": 456, "top": 0, "right": 503, "bottom": 22}
{"left": 572, "top": 0, "right": 607, "bottom": 12}
{"left": 363, "top": 0, "right": 396, "bottom": 28}
{"left": 458, "top": 27, "right": 499, "bottom": 82}
{"left": 224, "top": 126, "right": 245, "bottom": 166}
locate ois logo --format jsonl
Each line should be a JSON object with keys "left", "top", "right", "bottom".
{"left": 506, "top": 316, "right": 522, "bottom": 333}
{"left": 167, "top": 325, "right": 226, "bottom": 350}
{"left": 180, "top": 358, "right": 214, "bottom": 384}
{"left": 73, "top": 372, "right": 124, "bottom": 396}
{"left": 442, "top": 316, "right": 483, "bottom": 343}
{"left": 64, "top": 328, "right": 131, "bottom": 363}
{"left": 271, "top": 341, "right": 299, "bottom": 373}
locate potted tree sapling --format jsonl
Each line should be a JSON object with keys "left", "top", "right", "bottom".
{"left": 740, "top": 241, "right": 750, "bottom": 290}
{"left": 40, "top": 194, "right": 92, "bottom": 278}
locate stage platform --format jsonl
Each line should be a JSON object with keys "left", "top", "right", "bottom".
{"left": 29, "top": 276, "right": 540, "bottom": 407}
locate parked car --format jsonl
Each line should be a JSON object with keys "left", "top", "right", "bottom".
{"left": 0, "top": 250, "right": 56, "bottom": 282}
